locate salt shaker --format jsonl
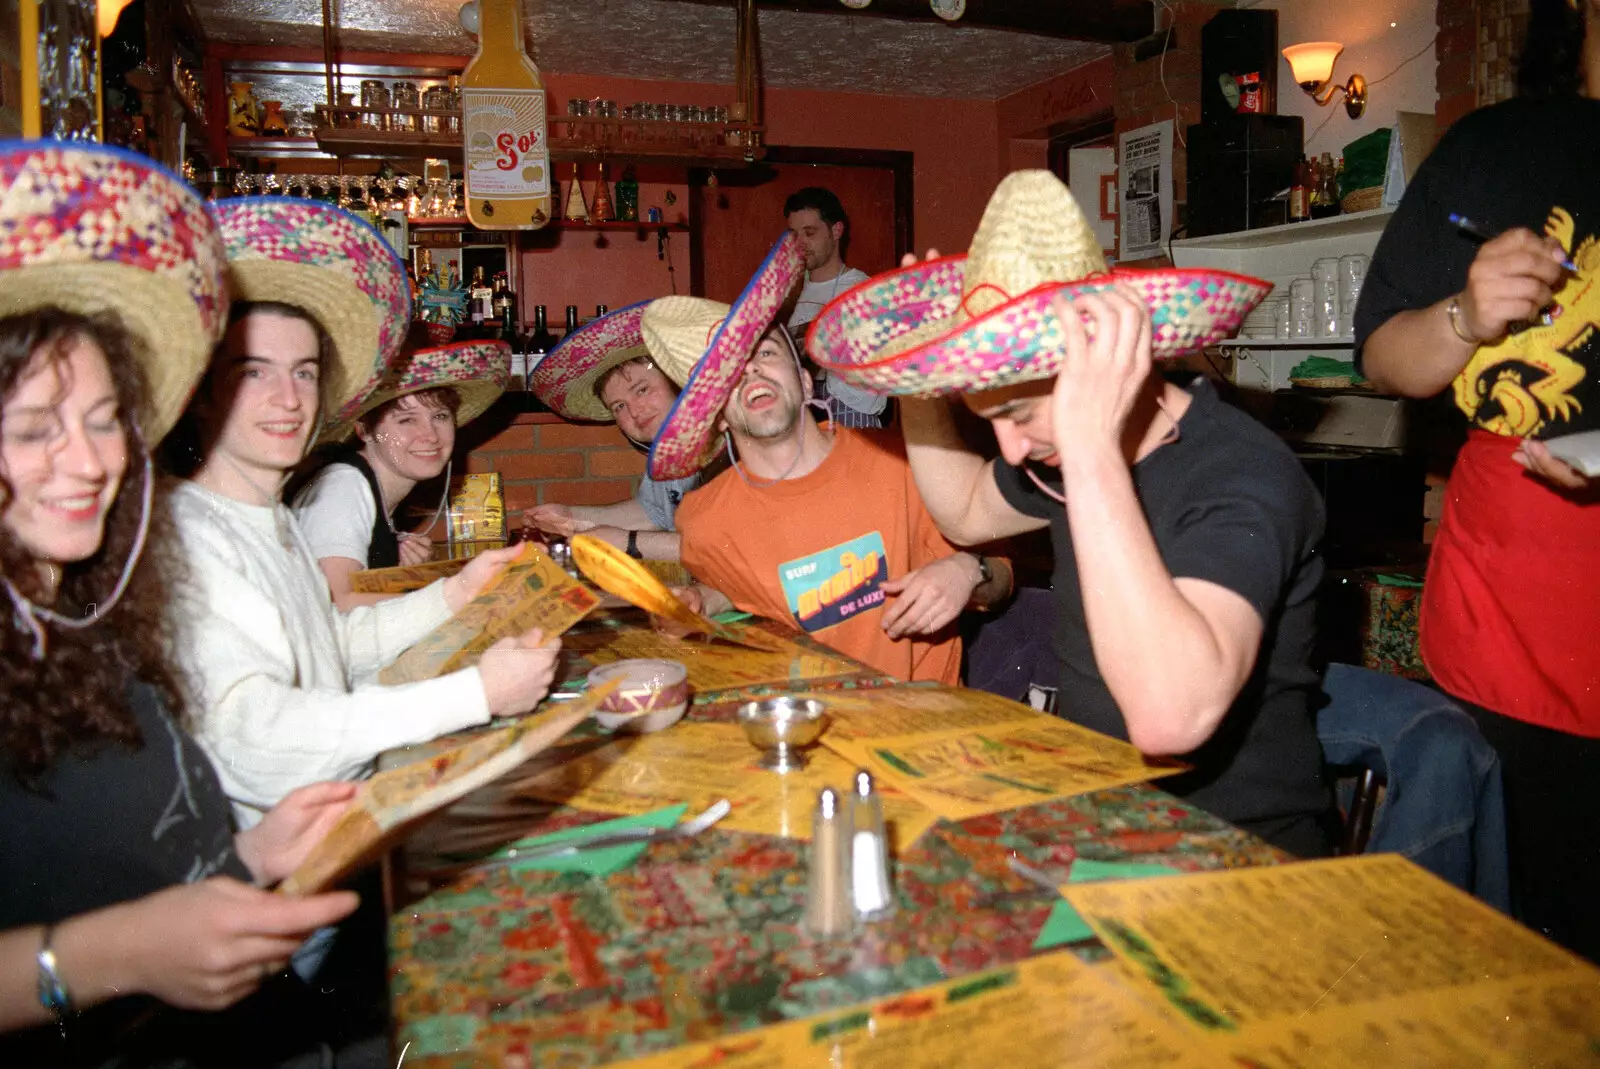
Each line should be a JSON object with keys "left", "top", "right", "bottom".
{"left": 803, "top": 787, "right": 855, "bottom": 937}
{"left": 848, "top": 770, "right": 895, "bottom": 921}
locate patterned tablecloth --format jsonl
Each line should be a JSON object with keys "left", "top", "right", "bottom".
{"left": 385, "top": 622, "right": 1286, "bottom": 1068}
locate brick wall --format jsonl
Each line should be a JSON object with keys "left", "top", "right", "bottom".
{"left": 1436, "top": 0, "right": 1480, "bottom": 132}
{"left": 460, "top": 411, "right": 642, "bottom": 520}
{"left": 1, "top": 0, "right": 22, "bottom": 138}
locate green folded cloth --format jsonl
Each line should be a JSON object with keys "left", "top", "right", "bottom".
{"left": 1341, "top": 128, "right": 1391, "bottom": 199}
{"left": 493, "top": 803, "right": 689, "bottom": 876}
{"left": 712, "top": 610, "right": 754, "bottom": 623}
{"left": 1032, "top": 860, "right": 1183, "bottom": 949}
{"left": 1288, "top": 356, "right": 1366, "bottom": 384}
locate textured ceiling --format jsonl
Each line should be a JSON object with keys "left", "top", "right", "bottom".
{"left": 194, "top": 0, "right": 1109, "bottom": 100}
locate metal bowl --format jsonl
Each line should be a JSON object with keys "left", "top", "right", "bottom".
{"left": 737, "top": 697, "right": 828, "bottom": 772}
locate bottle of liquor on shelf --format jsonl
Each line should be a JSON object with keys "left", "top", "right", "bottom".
{"left": 591, "top": 161, "right": 615, "bottom": 222}
{"left": 615, "top": 166, "right": 639, "bottom": 223}
{"left": 564, "top": 305, "right": 580, "bottom": 339}
{"left": 595, "top": 304, "right": 608, "bottom": 319}
{"left": 1289, "top": 155, "right": 1311, "bottom": 223}
{"left": 1310, "top": 152, "right": 1340, "bottom": 219}
{"left": 526, "top": 304, "right": 556, "bottom": 371}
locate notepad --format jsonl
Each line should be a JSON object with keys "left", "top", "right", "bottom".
{"left": 1542, "top": 429, "right": 1600, "bottom": 477}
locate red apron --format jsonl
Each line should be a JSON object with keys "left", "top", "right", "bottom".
{"left": 1421, "top": 430, "right": 1600, "bottom": 736}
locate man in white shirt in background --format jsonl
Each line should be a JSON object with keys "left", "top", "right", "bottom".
{"left": 785, "top": 187, "right": 886, "bottom": 428}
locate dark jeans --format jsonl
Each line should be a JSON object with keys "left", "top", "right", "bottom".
{"left": 1461, "top": 699, "right": 1600, "bottom": 964}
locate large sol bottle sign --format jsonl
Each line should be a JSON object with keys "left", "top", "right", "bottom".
{"left": 462, "top": 87, "right": 550, "bottom": 201}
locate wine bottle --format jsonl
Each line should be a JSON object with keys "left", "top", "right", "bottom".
{"left": 527, "top": 305, "right": 556, "bottom": 368}
{"left": 564, "top": 305, "right": 580, "bottom": 339}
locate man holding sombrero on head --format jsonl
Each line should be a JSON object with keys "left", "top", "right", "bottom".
{"left": 293, "top": 336, "right": 510, "bottom": 609}
{"left": 644, "top": 233, "right": 1014, "bottom": 685}
{"left": 810, "top": 171, "right": 1336, "bottom": 856}
{"left": 523, "top": 301, "right": 713, "bottom": 562}
{"left": 164, "top": 197, "right": 560, "bottom": 830}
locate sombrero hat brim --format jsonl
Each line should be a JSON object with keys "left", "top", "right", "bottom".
{"left": 647, "top": 234, "right": 805, "bottom": 480}
{"left": 0, "top": 141, "right": 228, "bottom": 441}
{"left": 807, "top": 256, "right": 1272, "bottom": 396}
{"left": 212, "top": 197, "right": 412, "bottom": 419}
{"left": 1, "top": 263, "right": 215, "bottom": 442}
{"left": 529, "top": 300, "right": 652, "bottom": 422}
{"left": 321, "top": 339, "right": 510, "bottom": 442}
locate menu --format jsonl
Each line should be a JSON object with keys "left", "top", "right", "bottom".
{"left": 569, "top": 534, "right": 790, "bottom": 653}
{"left": 511, "top": 721, "right": 940, "bottom": 851}
{"left": 814, "top": 687, "right": 1184, "bottom": 821}
{"left": 379, "top": 543, "right": 600, "bottom": 685}
{"left": 605, "top": 950, "right": 1222, "bottom": 1069}
{"left": 1064, "top": 854, "right": 1600, "bottom": 1066}
{"left": 564, "top": 626, "right": 867, "bottom": 695}
{"left": 278, "top": 680, "right": 617, "bottom": 895}
{"left": 348, "top": 557, "right": 469, "bottom": 594}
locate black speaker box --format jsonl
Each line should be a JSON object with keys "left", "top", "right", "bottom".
{"left": 1185, "top": 114, "right": 1303, "bottom": 237}
{"left": 1200, "top": 9, "right": 1280, "bottom": 125}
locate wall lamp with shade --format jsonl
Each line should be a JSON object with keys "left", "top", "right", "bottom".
{"left": 1282, "top": 42, "right": 1367, "bottom": 119}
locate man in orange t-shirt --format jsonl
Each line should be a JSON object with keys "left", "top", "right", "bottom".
{"left": 642, "top": 283, "right": 1011, "bottom": 683}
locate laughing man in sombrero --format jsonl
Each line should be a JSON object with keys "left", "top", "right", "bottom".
{"left": 809, "top": 171, "right": 1337, "bottom": 856}
{"left": 640, "top": 233, "right": 1014, "bottom": 685}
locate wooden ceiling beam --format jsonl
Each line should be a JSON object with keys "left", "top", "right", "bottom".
{"left": 659, "top": 0, "right": 1155, "bottom": 44}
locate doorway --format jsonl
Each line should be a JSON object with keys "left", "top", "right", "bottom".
{"left": 689, "top": 147, "right": 913, "bottom": 303}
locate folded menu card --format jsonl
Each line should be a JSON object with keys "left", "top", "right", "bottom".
{"left": 379, "top": 543, "right": 601, "bottom": 685}
{"left": 278, "top": 679, "right": 618, "bottom": 895}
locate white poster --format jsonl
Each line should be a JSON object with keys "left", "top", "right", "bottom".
{"left": 1117, "top": 120, "right": 1174, "bottom": 262}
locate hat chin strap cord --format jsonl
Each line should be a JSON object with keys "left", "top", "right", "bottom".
{"left": 5, "top": 450, "right": 155, "bottom": 661}
{"left": 1020, "top": 393, "right": 1182, "bottom": 506}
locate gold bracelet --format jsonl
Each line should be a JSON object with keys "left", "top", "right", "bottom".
{"left": 1445, "top": 296, "right": 1481, "bottom": 345}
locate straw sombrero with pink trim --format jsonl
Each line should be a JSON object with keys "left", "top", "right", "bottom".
{"left": 211, "top": 197, "right": 412, "bottom": 421}
{"left": 0, "top": 141, "right": 229, "bottom": 440}
{"left": 642, "top": 232, "right": 806, "bottom": 480}
{"left": 322, "top": 339, "right": 511, "bottom": 441}
{"left": 529, "top": 300, "right": 654, "bottom": 422}
{"left": 807, "top": 170, "right": 1270, "bottom": 396}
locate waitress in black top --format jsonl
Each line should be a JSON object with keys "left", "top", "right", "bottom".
{"left": 293, "top": 339, "right": 508, "bottom": 610}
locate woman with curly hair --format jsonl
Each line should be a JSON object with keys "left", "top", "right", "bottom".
{"left": 1354, "top": 0, "right": 1600, "bottom": 960}
{"left": 0, "top": 144, "right": 364, "bottom": 1066}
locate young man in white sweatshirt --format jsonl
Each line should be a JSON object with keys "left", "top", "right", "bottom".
{"left": 169, "top": 300, "right": 559, "bottom": 829}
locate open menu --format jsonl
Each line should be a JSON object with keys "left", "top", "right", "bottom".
{"left": 278, "top": 679, "right": 619, "bottom": 895}
{"left": 813, "top": 686, "right": 1186, "bottom": 821}
{"left": 568, "top": 534, "right": 791, "bottom": 653}
{"left": 601, "top": 950, "right": 1220, "bottom": 1069}
{"left": 349, "top": 557, "right": 470, "bottom": 594}
{"left": 1065, "top": 854, "right": 1600, "bottom": 1067}
{"left": 379, "top": 543, "right": 601, "bottom": 685}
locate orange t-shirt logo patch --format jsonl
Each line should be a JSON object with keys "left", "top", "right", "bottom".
{"left": 779, "top": 532, "right": 889, "bottom": 633}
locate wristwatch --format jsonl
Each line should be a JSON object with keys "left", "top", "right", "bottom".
{"left": 626, "top": 530, "right": 643, "bottom": 559}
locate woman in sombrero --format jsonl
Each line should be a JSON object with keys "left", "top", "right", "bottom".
{"left": 163, "top": 197, "right": 559, "bottom": 834}
{"left": 0, "top": 144, "right": 363, "bottom": 1064}
{"left": 810, "top": 170, "right": 1336, "bottom": 856}
{"left": 523, "top": 301, "right": 710, "bottom": 562}
{"left": 292, "top": 337, "right": 509, "bottom": 610}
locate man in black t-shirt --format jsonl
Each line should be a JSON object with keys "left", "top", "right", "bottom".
{"left": 898, "top": 288, "right": 1333, "bottom": 857}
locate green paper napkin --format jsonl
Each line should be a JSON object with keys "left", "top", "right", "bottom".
{"left": 1031, "top": 860, "right": 1183, "bottom": 951}
{"left": 495, "top": 803, "right": 689, "bottom": 877}
{"left": 712, "top": 610, "right": 754, "bottom": 623}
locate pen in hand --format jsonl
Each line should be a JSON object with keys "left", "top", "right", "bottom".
{"left": 1449, "top": 213, "right": 1578, "bottom": 272}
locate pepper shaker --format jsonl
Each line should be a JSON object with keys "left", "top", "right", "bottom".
{"left": 848, "top": 770, "right": 895, "bottom": 921}
{"left": 802, "top": 787, "right": 855, "bottom": 937}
